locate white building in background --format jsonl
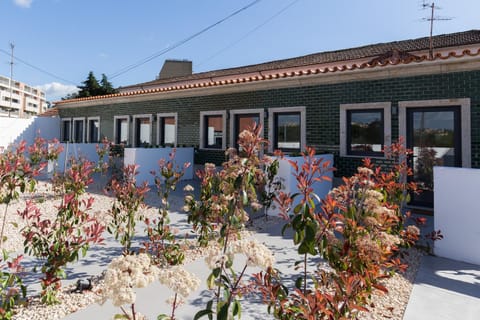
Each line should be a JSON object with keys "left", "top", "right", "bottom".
{"left": 0, "top": 75, "right": 47, "bottom": 117}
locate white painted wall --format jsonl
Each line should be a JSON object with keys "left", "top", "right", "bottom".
{"left": 124, "top": 148, "right": 194, "bottom": 185}
{"left": 434, "top": 166, "right": 480, "bottom": 265}
{"left": 0, "top": 117, "right": 60, "bottom": 152}
{"left": 51, "top": 143, "right": 105, "bottom": 173}
{"left": 267, "top": 154, "right": 334, "bottom": 216}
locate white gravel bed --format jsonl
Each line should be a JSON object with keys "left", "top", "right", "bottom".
{"left": 2, "top": 182, "right": 422, "bottom": 320}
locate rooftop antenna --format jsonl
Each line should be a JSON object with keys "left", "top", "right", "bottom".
{"left": 421, "top": 1, "right": 452, "bottom": 59}
{"left": 8, "top": 42, "right": 14, "bottom": 118}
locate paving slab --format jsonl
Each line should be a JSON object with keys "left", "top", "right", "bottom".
{"left": 403, "top": 255, "right": 480, "bottom": 320}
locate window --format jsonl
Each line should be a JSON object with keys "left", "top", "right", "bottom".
{"left": 157, "top": 113, "right": 177, "bottom": 146}
{"left": 72, "top": 118, "right": 85, "bottom": 143}
{"left": 114, "top": 115, "right": 130, "bottom": 145}
{"left": 399, "top": 98, "right": 471, "bottom": 168}
{"left": 268, "top": 107, "right": 306, "bottom": 153}
{"left": 229, "top": 109, "right": 264, "bottom": 149}
{"left": 87, "top": 117, "right": 100, "bottom": 143}
{"left": 61, "top": 118, "right": 71, "bottom": 142}
{"left": 133, "top": 114, "right": 153, "bottom": 147}
{"left": 200, "top": 111, "right": 227, "bottom": 149}
{"left": 340, "top": 102, "right": 391, "bottom": 157}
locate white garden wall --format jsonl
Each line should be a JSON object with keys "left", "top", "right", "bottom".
{"left": 267, "top": 154, "right": 334, "bottom": 216}
{"left": 434, "top": 166, "right": 480, "bottom": 265}
{"left": 51, "top": 143, "right": 105, "bottom": 173}
{"left": 0, "top": 117, "right": 60, "bottom": 151}
{"left": 124, "top": 148, "right": 194, "bottom": 185}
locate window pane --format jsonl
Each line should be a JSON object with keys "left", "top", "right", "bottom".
{"left": 117, "top": 119, "right": 128, "bottom": 144}
{"left": 275, "top": 113, "right": 300, "bottom": 150}
{"left": 161, "top": 117, "right": 175, "bottom": 145}
{"left": 73, "top": 120, "right": 84, "bottom": 143}
{"left": 235, "top": 114, "right": 259, "bottom": 147}
{"left": 89, "top": 119, "right": 99, "bottom": 143}
{"left": 137, "top": 118, "right": 151, "bottom": 146}
{"left": 348, "top": 110, "right": 383, "bottom": 154}
{"left": 205, "top": 115, "right": 223, "bottom": 148}
{"left": 62, "top": 121, "right": 70, "bottom": 142}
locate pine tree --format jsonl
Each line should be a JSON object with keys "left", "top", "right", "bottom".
{"left": 77, "top": 71, "right": 101, "bottom": 98}
{"left": 100, "top": 73, "right": 117, "bottom": 94}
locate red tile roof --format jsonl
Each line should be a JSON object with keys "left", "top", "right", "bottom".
{"left": 38, "top": 107, "right": 59, "bottom": 117}
{"left": 55, "top": 30, "right": 480, "bottom": 105}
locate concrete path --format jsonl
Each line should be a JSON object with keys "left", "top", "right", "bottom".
{"left": 403, "top": 255, "right": 480, "bottom": 320}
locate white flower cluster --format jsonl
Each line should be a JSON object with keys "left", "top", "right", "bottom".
{"left": 233, "top": 239, "right": 275, "bottom": 269}
{"left": 103, "top": 253, "right": 159, "bottom": 307}
{"left": 205, "top": 239, "right": 275, "bottom": 271}
{"left": 158, "top": 266, "right": 201, "bottom": 298}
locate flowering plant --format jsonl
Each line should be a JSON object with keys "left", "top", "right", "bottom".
{"left": 107, "top": 164, "right": 150, "bottom": 254}
{"left": 157, "top": 266, "right": 201, "bottom": 320}
{"left": 255, "top": 139, "right": 426, "bottom": 319}
{"left": 144, "top": 149, "right": 189, "bottom": 266}
{"left": 102, "top": 253, "right": 159, "bottom": 320}
{"left": 187, "top": 124, "right": 277, "bottom": 319}
{"left": 21, "top": 159, "right": 104, "bottom": 304}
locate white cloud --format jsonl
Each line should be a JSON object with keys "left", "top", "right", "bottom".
{"left": 37, "top": 82, "right": 78, "bottom": 101}
{"left": 98, "top": 52, "right": 109, "bottom": 59}
{"left": 14, "top": 0, "right": 33, "bottom": 8}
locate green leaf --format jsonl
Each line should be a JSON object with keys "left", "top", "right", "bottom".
{"left": 193, "top": 309, "right": 214, "bottom": 320}
{"left": 232, "top": 300, "right": 241, "bottom": 317}
{"left": 295, "top": 277, "right": 303, "bottom": 289}
{"left": 218, "top": 302, "right": 229, "bottom": 320}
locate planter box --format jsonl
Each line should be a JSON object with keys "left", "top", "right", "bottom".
{"left": 124, "top": 147, "right": 194, "bottom": 186}
{"left": 266, "top": 154, "right": 334, "bottom": 216}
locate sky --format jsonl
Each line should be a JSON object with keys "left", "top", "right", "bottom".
{"left": 0, "top": 0, "right": 479, "bottom": 102}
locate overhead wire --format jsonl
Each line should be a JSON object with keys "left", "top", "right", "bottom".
{"left": 197, "top": 0, "right": 302, "bottom": 69}
{"left": 108, "top": 0, "right": 263, "bottom": 80}
{"left": 0, "top": 48, "right": 78, "bottom": 86}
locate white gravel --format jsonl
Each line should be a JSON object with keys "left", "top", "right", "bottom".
{"left": 1, "top": 181, "right": 422, "bottom": 320}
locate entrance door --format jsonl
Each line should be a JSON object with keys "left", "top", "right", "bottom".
{"left": 406, "top": 107, "right": 462, "bottom": 208}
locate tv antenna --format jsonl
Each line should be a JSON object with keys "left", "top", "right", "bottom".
{"left": 422, "top": 1, "right": 452, "bottom": 59}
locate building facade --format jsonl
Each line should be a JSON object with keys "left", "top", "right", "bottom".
{"left": 0, "top": 75, "right": 47, "bottom": 117}
{"left": 54, "top": 30, "right": 480, "bottom": 209}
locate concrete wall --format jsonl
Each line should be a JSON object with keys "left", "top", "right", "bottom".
{"left": 124, "top": 147, "right": 194, "bottom": 185}
{"left": 0, "top": 117, "right": 60, "bottom": 151}
{"left": 51, "top": 143, "right": 104, "bottom": 173}
{"left": 267, "top": 154, "right": 334, "bottom": 216}
{"left": 434, "top": 166, "right": 480, "bottom": 265}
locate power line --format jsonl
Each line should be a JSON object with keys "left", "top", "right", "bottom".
{"left": 197, "top": 0, "right": 301, "bottom": 69}
{"left": 0, "top": 47, "right": 78, "bottom": 85}
{"left": 108, "top": 0, "right": 263, "bottom": 80}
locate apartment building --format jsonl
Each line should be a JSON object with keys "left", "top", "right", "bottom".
{"left": 0, "top": 75, "right": 47, "bottom": 117}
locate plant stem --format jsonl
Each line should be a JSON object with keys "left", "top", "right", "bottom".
{"left": 170, "top": 293, "right": 178, "bottom": 320}
{"left": 131, "top": 303, "right": 136, "bottom": 320}
{"left": 0, "top": 203, "right": 10, "bottom": 250}
{"left": 227, "top": 263, "right": 248, "bottom": 306}
{"left": 303, "top": 252, "right": 307, "bottom": 295}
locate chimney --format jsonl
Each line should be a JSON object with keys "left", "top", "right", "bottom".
{"left": 158, "top": 60, "right": 192, "bottom": 79}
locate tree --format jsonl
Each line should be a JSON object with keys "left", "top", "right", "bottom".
{"left": 61, "top": 71, "right": 117, "bottom": 100}
{"left": 78, "top": 71, "right": 101, "bottom": 97}
{"left": 100, "top": 73, "right": 116, "bottom": 94}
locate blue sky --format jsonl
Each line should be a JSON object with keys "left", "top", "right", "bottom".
{"left": 1, "top": 0, "right": 478, "bottom": 102}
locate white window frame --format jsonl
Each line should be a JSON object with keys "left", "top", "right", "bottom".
{"left": 340, "top": 102, "right": 391, "bottom": 158}
{"left": 157, "top": 112, "right": 178, "bottom": 147}
{"left": 229, "top": 109, "right": 265, "bottom": 148}
{"left": 61, "top": 118, "right": 72, "bottom": 143}
{"left": 268, "top": 106, "right": 306, "bottom": 153}
{"left": 72, "top": 117, "right": 85, "bottom": 143}
{"left": 399, "top": 98, "right": 471, "bottom": 168}
{"left": 133, "top": 114, "right": 153, "bottom": 147}
{"left": 200, "top": 110, "right": 227, "bottom": 150}
{"left": 87, "top": 116, "right": 100, "bottom": 143}
{"left": 113, "top": 115, "right": 130, "bottom": 145}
